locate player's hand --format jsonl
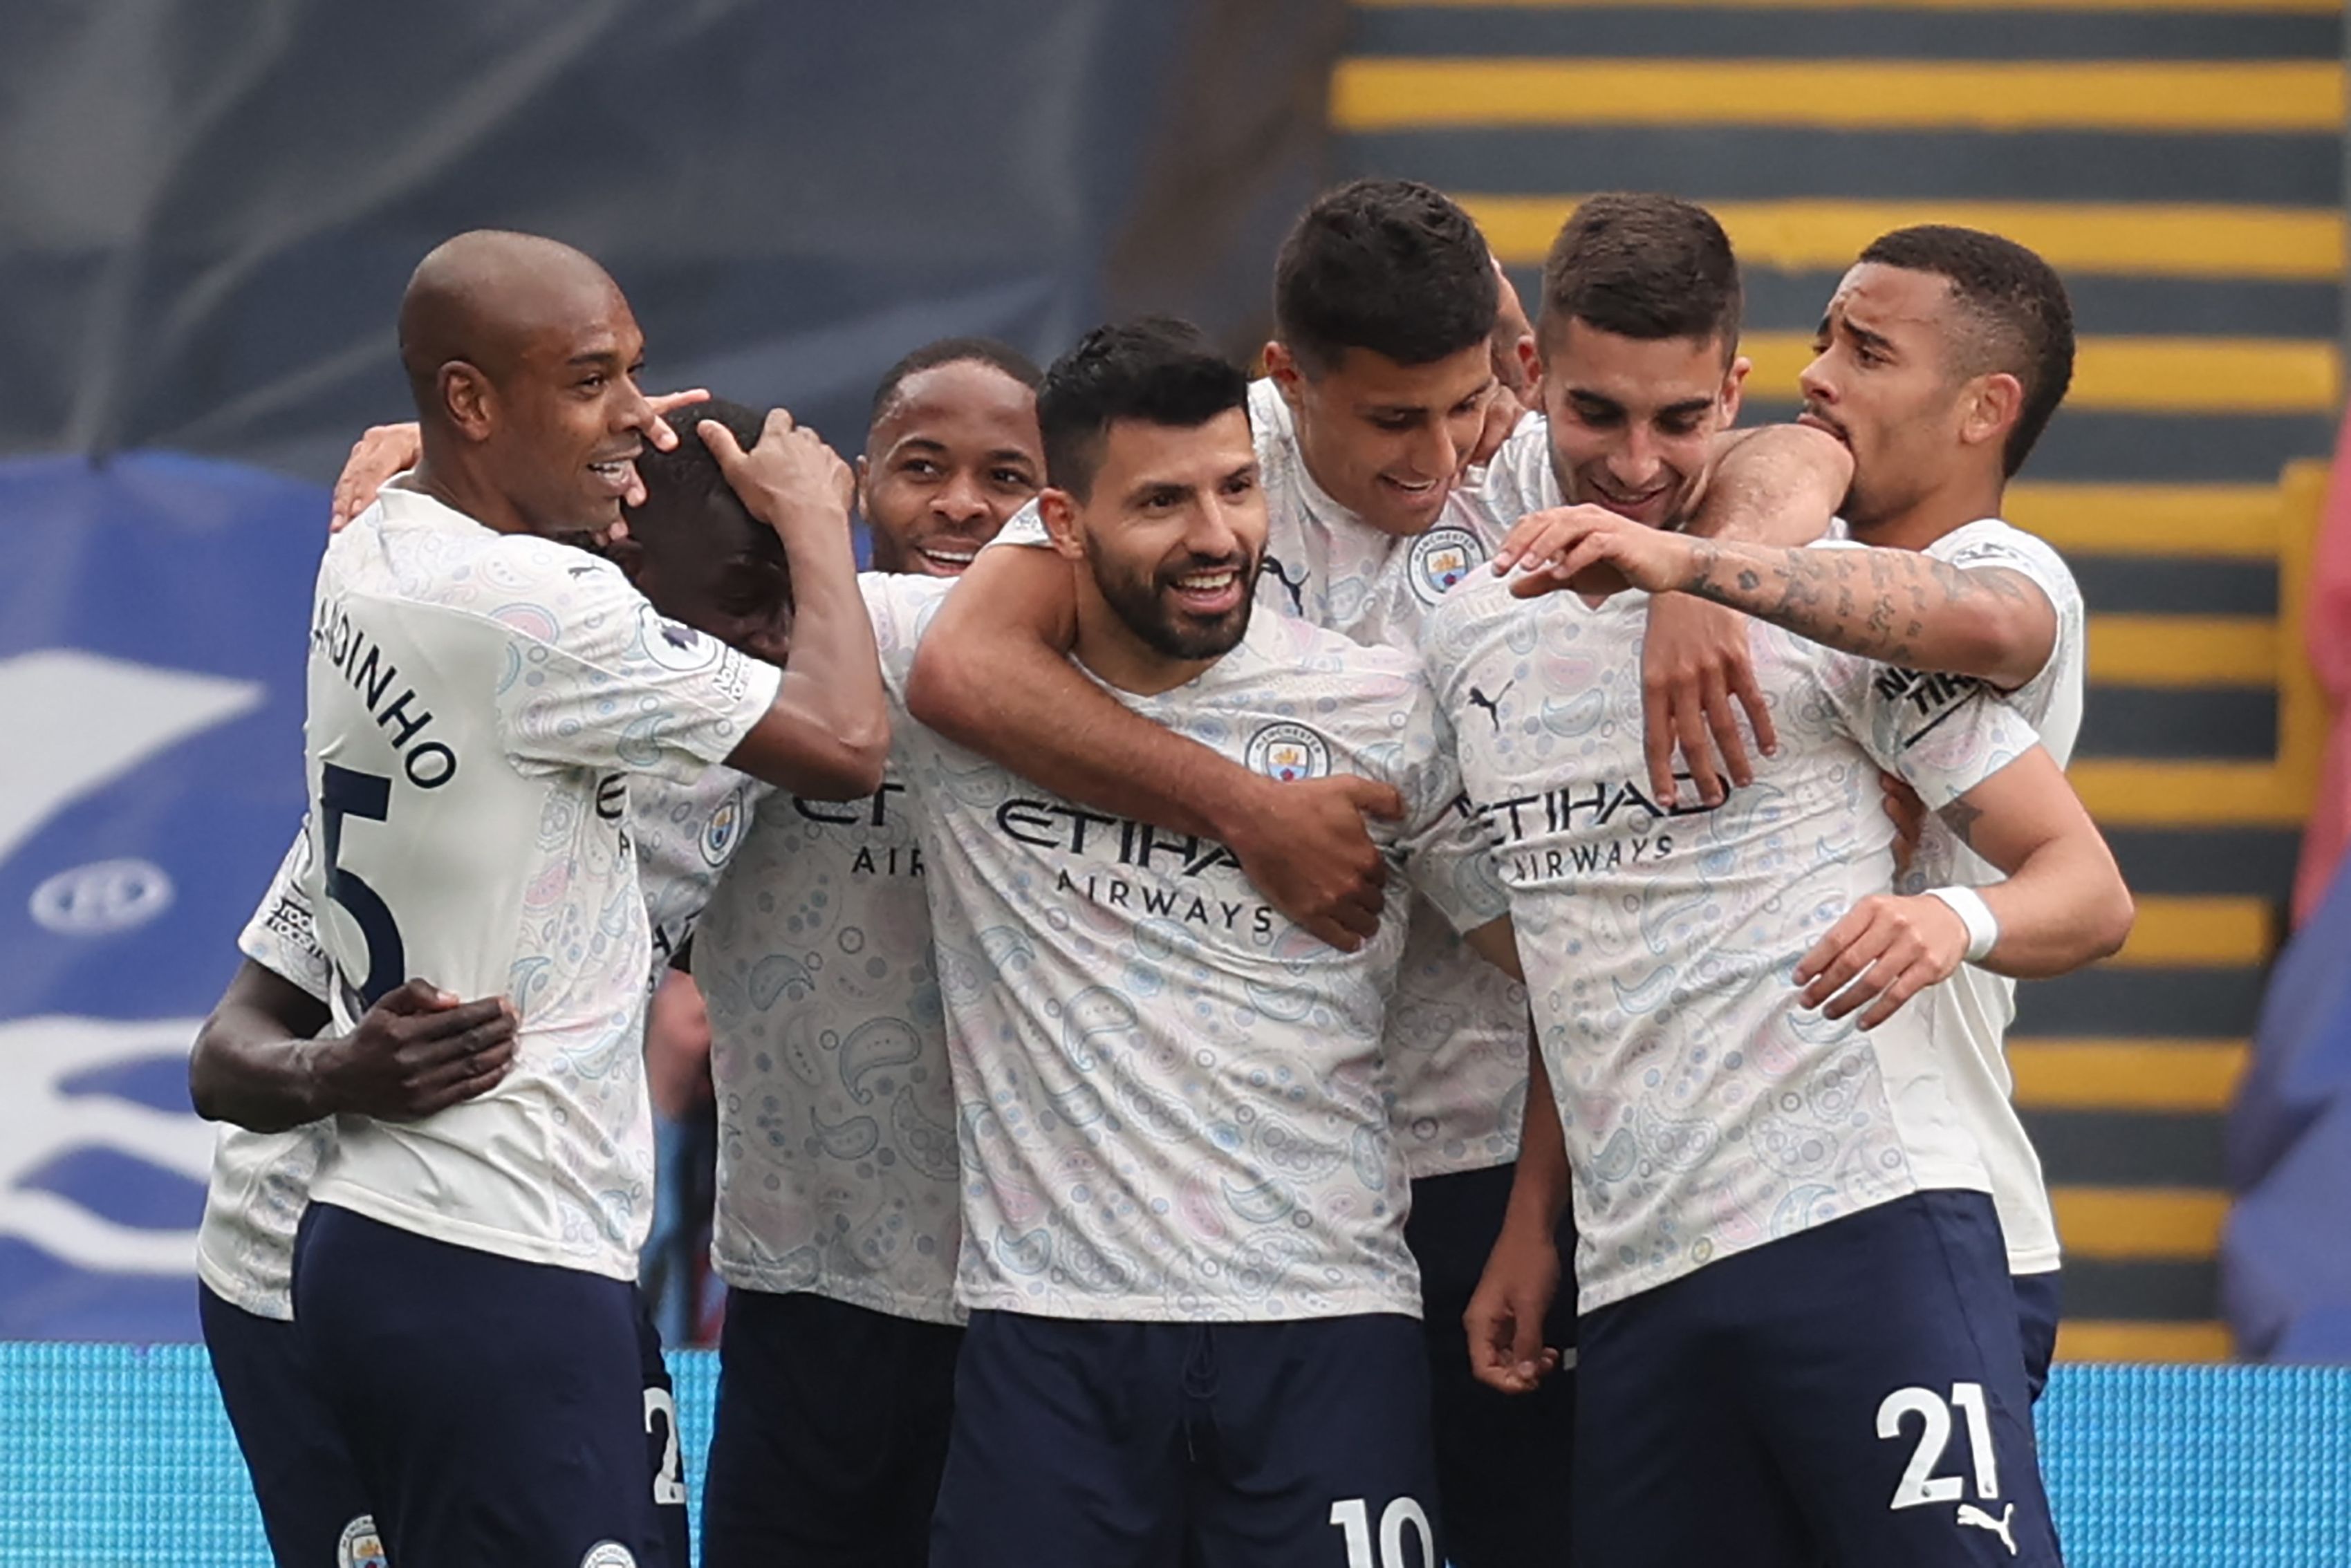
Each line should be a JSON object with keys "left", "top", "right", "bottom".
{"left": 1221, "top": 774, "right": 1402, "bottom": 953}
{"left": 327, "top": 389, "right": 709, "bottom": 532}
{"left": 312, "top": 978, "right": 517, "bottom": 1119}
{"left": 1637, "top": 594, "right": 1776, "bottom": 809}
{"left": 1465, "top": 383, "right": 1524, "bottom": 471}
{"left": 1465, "top": 1222, "right": 1563, "bottom": 1395}
{"left": 702, "top": 409, "right": 856, "bottom": 544}
{"left": 1881, "top": 773, "right": 1928, "bottom": 881}
{"left": 1793, "top": 893, "right": 1970, "bottom": 1030}
{"left": 1494, "top": 505, "right": 1693, "bottom": 600}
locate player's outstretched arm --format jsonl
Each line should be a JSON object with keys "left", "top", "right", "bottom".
{"left": 191, "top": 967, "right": 517, "bottom": 1134}
{"left": 905, "top": 543, "right": 1403, "bottom": 951}
{"left": 1795, "top": 747, "right": 2133, "bottom": 1028}
{"left": 705, "top": 412, "right": 891, "bottom": 800}
{"left": 1465, "top": 1030, "right": 1568, "bottom": 1395}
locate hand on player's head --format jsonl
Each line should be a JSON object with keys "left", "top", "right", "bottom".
{"left": 701, "top": 409, "right": 856, "bottom": 539}
{"left": 316, "top": 977, "right": 517, "bottom": 1121}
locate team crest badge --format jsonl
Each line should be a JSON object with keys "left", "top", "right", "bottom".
{"left": 337, "top": 1517, "right": 389, "bottom": 1568}
{"left": 636, "top": 604, "right": 720, "bottom": 672}
{"left": 700, "top": 785, "right": 745, "bottom": 866}
{"left": 579, "top": 1545, "right": 638, "bottom": 1568}
{"left": 1407, "top": 525, "right": 1487, "bottom": 605}
{"left": 1245, "top": 722, "right": 1332, "bottom": 782}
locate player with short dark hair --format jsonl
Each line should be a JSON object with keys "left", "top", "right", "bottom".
{"left": 859, "top": 337, "right": 1046, "bottom": 577}
{"left": 1453, "top": 200, "right": 2129, "bottom": 1566}
{"left": 277, "top": 230, "right": 884, "bottom": 1568}
{"left": 692, "top": 339, "right": 1046, "bottom": 1568}
{"left": 873, "top": 318, "right": 1511, "bottom": 1568}
{"left": 1497, "top": 218, "right": 2089, "bottom": 1399}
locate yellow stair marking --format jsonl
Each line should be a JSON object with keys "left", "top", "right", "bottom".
{"left": 2052, "top": 1186, "right": 2228, "bottom": 1259}
{"left": 2055, "top": 1320, "right": 2233, "bottom": 1364}
{"left": 2073, "top": 759, "right": 2309, "bottom": 826}
{"left": 2005, "top": 485, "right": 2282, "bottom": 560}
{"left": 1469, "top": 196, "right": 2341, "bottom": 281}
{"left": 2009, "top": 1039, "right": 2249, "bottom": 1112}
{"left": 1359, "top": 0, "right": 2333, "bottom": 13}
{"left": 1333, "top": 59, "right": 2343, "bottom": 133}
{"left": 2108, "top": 895, "right": 2271, "bottom": 969}
{"left": 2088, "top": 615, "right": 2276, "bottom": 686}
{"left": 1740, "top": 333, "right": 2336, "bottom": 413}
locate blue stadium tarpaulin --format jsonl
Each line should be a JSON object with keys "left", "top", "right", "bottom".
{"left": 0, "top": 454, "right": 322, "bottom": 1341}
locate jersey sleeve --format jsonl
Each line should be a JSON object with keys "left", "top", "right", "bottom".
{"left": 236, "top": 826, "right": 333, "bottom": 1003}
{"left": 979, "top": 498, "right": 1052, "bottom": 552}
{"left": 1927, "top": 519, "right": 2085, "bottom": 700}
{"left": 860, "top": 570, "right": 955, "bottom": 700}
{"left": 1392, "top": 687, "right": 1511, "bottom": 934}
{"left": 1832, "top": 654, "right": 2045, "bottom": 812}
{"left": 492, "top": 552, "right": 783, "bottom": 783}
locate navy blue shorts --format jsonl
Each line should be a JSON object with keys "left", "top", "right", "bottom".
{"left": 932, "top": 1310, "right": 1442, "bottom": 1568}
{"left": 1406, "top": 1162, "right": 1576, "bottom": 1568}
{"left": 293, "top": 1203, "right": 675, "bottom": 1568}
{"left": 198, "top": 1285, "right": 382, "bottom": 1568}
{"left": 700, "top": 1289, "right": 963, "bottom": 1568}
{"left": 1575, "top": 1189, "right": 2060, "bottom": 1568}
{"left": 2014, "top": 1270, "right": 2062, "bottom": 1403}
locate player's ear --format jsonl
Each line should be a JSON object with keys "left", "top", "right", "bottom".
{"left": 1963, "top": 372, "right": 2023, "bottom": 455}
{"left": 1263, "top": 341, "right": 1305, "bottom": 407}
{"left": 1719, "top": 353, "right": 1751, "bottom": 427}
{"left": 1037, "top": 487, "right": 1086, "bottom": 561}
{"left": 440, "top": 361, "right": 495, "bottom": 442}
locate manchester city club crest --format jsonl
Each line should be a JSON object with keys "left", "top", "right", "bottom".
{"left": 1244, "top": 722, "right": 1332, "bottom": 782}
{"left": 700, "top": 785, "right": 745, "bottom": 866}
{"left": 1407, "top": 525, "right": 1487, "bottom": 605}
{"left": 338, "top": 1516, "right": 389, "bottom": 1568}
{"left": 635, "top": 604, "right": 720, "bottom": 672}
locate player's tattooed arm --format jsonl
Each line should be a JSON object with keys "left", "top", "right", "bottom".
{"left": 1465, "top": 1020, "right": 1568, "bottom": 1396}
{"left": 1502, "top": 505, "right": 2057, "bottom": 689}
{"left": 190, "top": 967, "right": 517, "bottom": 1133}
{"left": 907, "top": 544, "right": 1402, "bottom": 951}
{"left": 705, "top": 411, "right": 891, "bottom": 799}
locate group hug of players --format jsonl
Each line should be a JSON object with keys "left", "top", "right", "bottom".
{"left": 186, "top": 178, "right": 2133, "bottom": 1568}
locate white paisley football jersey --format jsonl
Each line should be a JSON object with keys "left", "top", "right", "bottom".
{"left": 1888, "top": 519, "right": 2085, "bottom": 1276}
{"left": 298, "top": 484, "right": 779, "bottom": 1281}
{"left": 1423, "top": 566, "right": 2044, "bottom": 1313}
{"left": 870, "top": 572, "right": 1509, "bottom": 1322}
{"left": 693, "top": 574, "right": 963, "bottom": 1324}
{"left": 988, "top": 377, "right": 1532, "bottom": 1178}
{"left": 198, "top": 728, "right": 765, "bottom": 1317}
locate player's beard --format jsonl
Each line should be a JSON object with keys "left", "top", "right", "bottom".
{"left": 1091, "top": 547, "right": 1256, "bottom": 662}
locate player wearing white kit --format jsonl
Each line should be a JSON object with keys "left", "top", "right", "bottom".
{"left": 904, "top": 320, "right": 1509, "bottom": 1568}
{"left": 1496, "top": 218, "right": 2089, "bottom": 1398}
{"left": 904, "top": 181, "right": 1844, "bottom": 1568}
{"left": 1447, "top": 195, "right": 2132, "bottom": 1568}
{"left": 691, "top": 337, "right": 1047, "bottom": 1568}
{"left": 188, "top": 393, "right": 805, "bottom": 1568}
{"left": 284, "top": 231, "right": 886, "bottom": 1568}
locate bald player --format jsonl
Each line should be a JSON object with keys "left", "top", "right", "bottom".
{"left": 286, "top": 230, "right": 886, "bottom": 1568}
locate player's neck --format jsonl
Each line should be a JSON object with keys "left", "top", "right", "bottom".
{"left": 1853, "top": 471, "right": 2004, "bottom": 552}
{"left": 405, "top": 445, "right": 533, "bottom": 537}
{"left": 1070, "top": 601, "right": 1223, "bottom": 697}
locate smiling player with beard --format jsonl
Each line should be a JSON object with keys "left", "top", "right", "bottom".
{"left": 869, "top": 319, "right": 1516, "bottom": 1568}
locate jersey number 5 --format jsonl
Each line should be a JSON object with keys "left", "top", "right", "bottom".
{"left": 320, "top": 763, "right": 407, "bottom": 1008}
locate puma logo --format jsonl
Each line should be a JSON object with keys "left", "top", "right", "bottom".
{"left": 1260, "top": 555, "right": 1308, "bottom": 614}
{"left": 1467, "top": 680, "right": 1514, "bottom": 732}
{"left": 1956, "top": 1502, "right": 2016, "bottom": 1557}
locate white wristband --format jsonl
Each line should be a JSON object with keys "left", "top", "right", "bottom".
{"left": 1924, "top": 886, "right": 2000, "bottom": 965}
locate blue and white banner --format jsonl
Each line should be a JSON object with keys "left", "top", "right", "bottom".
{"left": 0, "top": 453, "right": 321, "bottom": 1341}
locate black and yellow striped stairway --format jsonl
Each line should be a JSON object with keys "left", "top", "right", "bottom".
{"left": 1328, "top": 0, "right": 2343, "bottom": 1361}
